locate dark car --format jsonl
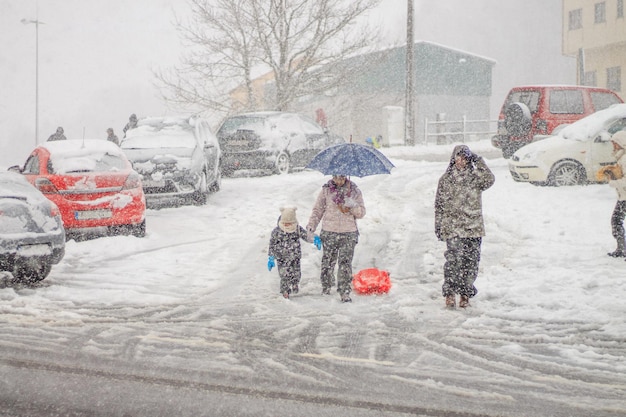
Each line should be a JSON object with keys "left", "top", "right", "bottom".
{"left": 120, "top": 115, "right": 221, "bottom": 206}
{"left": 492, "top": 85, "right": 623, "bottom": 158}
{"left": 217, "top": 111, "right": 345, "bottom": 176}
{"left": 0, "top": 171, "right": 65, "bottom": 283}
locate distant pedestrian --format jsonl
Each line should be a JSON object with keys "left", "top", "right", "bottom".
{"left": 599, "top": 131, "right": 626, "bottom": 258}
{"left": 106, "top": 128, "right": 120, "bottom": 146}
{"left": 47, "top": 127, "right": 66, "bottom": 141}
{"left": 435, "top": 145, "right": 495, "bottom": 309}
{"left": 123, "top": 113, "right": 138, "bottom": 137}
{"left": 306, "top": 175, "right": 366, "bottom": 303}
{"left": 268, "top": 207, "right": 320, "bottom": 299}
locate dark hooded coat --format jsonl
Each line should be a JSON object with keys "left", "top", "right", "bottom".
{"left": 435, "top": 145, "right": 495, "bottom": 241}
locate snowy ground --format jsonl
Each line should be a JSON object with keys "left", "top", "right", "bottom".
{"left": 1, "top": 139, "right": 625, "bottom": 416}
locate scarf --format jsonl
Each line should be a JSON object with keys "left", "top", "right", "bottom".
{"left": 326, "top": 179, "right": 352, "bottom": 205}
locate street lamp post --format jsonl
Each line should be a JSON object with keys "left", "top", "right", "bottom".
{"left": 21, "top": 17, "right": 44, "bottom": 145}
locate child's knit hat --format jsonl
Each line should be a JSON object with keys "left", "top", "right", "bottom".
{"left": 278, "top": 207, "right": 298, "bottom": 233}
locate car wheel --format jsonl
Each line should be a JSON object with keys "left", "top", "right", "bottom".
{"left": 504, "top": 102, "right": 532, "bottom": 137}
{"left": 13, "top": 257, "right": 52, "bottom": 284}
{"left": 130, "top": 220, "right": 146, "bottom": 238}
{"left": 274, "top": 152, "right": 290, "bottom": 175}
{"left": 502, "top": 144, "right": 516, "bottom": 159}
{"left": 208, "top": 170, "right": 221, "bottom": 193}
{"left": 548, "top": 161, "right": 586, "bottom": 186}
{"left": 192, "top": 171, "right": 209, "bottom": 205}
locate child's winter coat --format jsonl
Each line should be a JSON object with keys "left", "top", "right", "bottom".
{"left": 268, "top": 207, "right": 312, "bottom": 264}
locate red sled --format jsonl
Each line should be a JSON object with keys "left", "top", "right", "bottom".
{"left": 352, "top": 268, "right": 391, "bottom": 295}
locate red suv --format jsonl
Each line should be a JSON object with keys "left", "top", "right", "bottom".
{"left": 492, "top": 85, "right": 623, "bottom": 158}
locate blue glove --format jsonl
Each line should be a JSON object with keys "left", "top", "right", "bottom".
{"left": 267, "top": 256, "right": 275, "bottom": 271}
{"left": 314, "top": 235, "right": 322, "bottom": 250}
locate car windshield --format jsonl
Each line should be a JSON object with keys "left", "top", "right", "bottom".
{"left": 218, "top": 116, "right": 267, "bottom": 136}
{"left": 121, "top": 134, "right": 197, "bottom": 150}
{"left": 506, "top": 91, "right": 540, "bottom": 113}
{"left": 591, "top": 92, "right": 623, "bottom": 111}
{"left": 49, "top": 152, "right": 127, "bottom": 174}
{"left": 560, "top": 104, "right": 626, "bottom": 140}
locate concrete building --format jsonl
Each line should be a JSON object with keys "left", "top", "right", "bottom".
{"left": 563, "top": 0, "right": 626, "bottom": 93}
{"left": 295, "top": 41, "right": 496, "bottom": 145}
{"left": 230, "top": 41, "right": 495, "bottom": 146}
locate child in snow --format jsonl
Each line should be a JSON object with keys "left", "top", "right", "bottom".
{"left": 268, "top": 207, "right": 321, "bottom": 299}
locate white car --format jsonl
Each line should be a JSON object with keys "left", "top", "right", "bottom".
{"left": 508, "top": 104, "right": 626, "bottom": 186}
{"left": 121, "top": 115, "right": 221, "bottom": 206}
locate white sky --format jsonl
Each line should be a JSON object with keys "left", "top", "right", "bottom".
{"left": 0, "top": 0, "right": 574, "bottom": 167}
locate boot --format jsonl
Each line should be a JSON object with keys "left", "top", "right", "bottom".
{"left": 607, "top": 250, "right": 625, "bottom": 257}
{"left": 445, "top": 295, "right": 456, "bottom": 309}
{"left": 459, "top": 295, "right": 470, "bottom": 308}
{"left": 608, "top": 238, "right": 625, "bottom": 257}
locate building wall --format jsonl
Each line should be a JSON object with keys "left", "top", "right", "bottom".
{"left": 563, "top": 0, "right": 626, "bottom": 92}
{"left": 297, "top": 93, "right": 492, "bottom": 145}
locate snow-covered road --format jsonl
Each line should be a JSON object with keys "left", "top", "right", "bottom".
{"left": 1, "top": 140, "right": 625, "bottom": 416}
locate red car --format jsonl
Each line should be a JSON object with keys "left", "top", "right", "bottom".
{"left": 12, "top": 139, "right": 146, "bottom": 240}
{"left": 493, "top": 85, "right": 623, "bottom": 158}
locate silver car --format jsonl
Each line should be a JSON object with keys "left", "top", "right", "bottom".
{"left": 217, "top": 111, "right": 344, "bottom": 176}
{"left": 0, "top": 171, "right": 65, "bottom": 283}
{"left": 121, "top": 115, "right": 221, "bottom": 206}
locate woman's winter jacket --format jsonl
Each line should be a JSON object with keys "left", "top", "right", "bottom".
{"left": 307, "top": 179, "right": 365, "bottom": 234}
{"left": 435, "top": 145, "right": 495, "bottom": 241}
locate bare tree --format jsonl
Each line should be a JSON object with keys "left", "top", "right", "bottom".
{"left": 155, "top": 0, "right": 381, "bottom": 117}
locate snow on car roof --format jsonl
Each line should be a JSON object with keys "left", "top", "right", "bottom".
{"left": 39, "top": 139, "right": 128, "bottom": 174}
{"left": 560, "top": 103, "right": 626, "bottom": 140}
{"left": 41, "top": 139, "right": 125, "bottom": 157}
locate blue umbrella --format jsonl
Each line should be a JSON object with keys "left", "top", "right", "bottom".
{"left": 306, "top": 143, "right": 395, "bottom": 177}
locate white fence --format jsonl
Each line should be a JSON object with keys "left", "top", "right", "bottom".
{"left": 423, "top": 115, "right": 498, "bottom": 144}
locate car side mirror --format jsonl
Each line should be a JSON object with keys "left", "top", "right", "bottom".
{"left": 595, "top": 131, "right": 611, "bottom": 143}
{"left": 7, "top": 165, "right": 22, "bottom": 173}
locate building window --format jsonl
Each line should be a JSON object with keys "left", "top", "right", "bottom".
{"left": 584, "top": 71, "right": 597, "bottom": 87}
{"left": 595, "top": 2, "right": 606, "bottom": 23}
{"left": 607, "top": 66, "right": 622, "bottom": 92}
{"left": 569, "top": 9, "right": 583, "bottom": 30}
{"left": 618, "top": 0, "right": 624, "bottom": 18}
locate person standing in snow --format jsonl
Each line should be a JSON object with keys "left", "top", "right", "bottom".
{"left": 106, "top": 128, "right": 120, "bottom": 146}
{"left": 268, "top": 207, "right": 320, "bottom": 299}
{"left": 47, "top": 127, "right": 66, "bottom": 141}
{"left": 123, "top": 113, "right": 138, "bottom": 137}
{"left": 600, "top": 131, "right": 626, "bottom": 258}
{"left": 435, "top": 145, "right": 495, "bottom": 309}
{"left": 306, "top": 175, "right": 366, "bottom": 303}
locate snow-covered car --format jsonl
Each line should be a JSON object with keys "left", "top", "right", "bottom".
{"left": 508, "top": 103, "right": 626, "bottom": 186}
{"left": 11, "top": 139, "right": 146, "bottom": 240}
{"left": 0, "top": 171, "right": 65, "bottom": 283}
{"left": 121, "top": 115, "right": 221, "bottom": 206}
{"left": 217, "top": 111, "right": 345, "bottom": 176}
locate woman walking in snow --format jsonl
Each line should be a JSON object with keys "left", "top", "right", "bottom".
{"left": 435, "top": 145, "right": 495, "bottom": 309}
{"left": 268, "top": 207, "right": 320, "bottom": 299}
{"left": 306, "top": 175, "right": 366, "bottom": 303}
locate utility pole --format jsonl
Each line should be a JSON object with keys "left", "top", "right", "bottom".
{"left": 22, "top": 12, "right": 44, "bottom": 146}
{"left": 404, "top": 0, "right": 415, "bottom": 146}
